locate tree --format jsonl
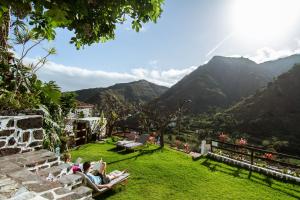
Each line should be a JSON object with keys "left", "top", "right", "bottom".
{"left": 137, "top": 101, "right": 176, "bottom": 148}
{"left": 100, "top": 94, "right": 131, "bottom": 137}
{"left": 262, "top": 137, "right": 289, "bottom": 152}
{"left": 0, "top": 0, "right": 164, "bottom": 49}
{"left": 60, "top": 92, "right": 77, "bottom": 117}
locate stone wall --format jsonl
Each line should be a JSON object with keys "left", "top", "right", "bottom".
{"left": 0, "top": 115, "right": 44, "bottom": 157}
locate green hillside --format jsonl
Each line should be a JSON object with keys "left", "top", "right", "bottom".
{"left": 229, "top": 65, "right": 300, "bottom": 154}
{"left": 156, "top": 55, "right": 300, "bottom": 113}
{"left": 74, "top": 80, "right": 168, "bottom": 107}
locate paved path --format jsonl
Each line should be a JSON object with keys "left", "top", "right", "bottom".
{"left": 0, "top": 150, "right": 93, "bottom": 200}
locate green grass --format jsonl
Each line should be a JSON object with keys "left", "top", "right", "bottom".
{"left": 70, "top": 142, "right": 300, "bottom": 200}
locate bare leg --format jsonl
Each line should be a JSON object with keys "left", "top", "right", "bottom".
{"left": 106, "top": 169, "right": 128, "bottom": 180}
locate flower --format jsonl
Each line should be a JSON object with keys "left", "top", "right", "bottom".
{"left": 237, "top": 138, "right": 247, "bottom": 146}
{"left": 219, "top": 132, "right": 229, "bottom": 142}
{"left": 263, "top": 153, "right": 273, "bottom": 160}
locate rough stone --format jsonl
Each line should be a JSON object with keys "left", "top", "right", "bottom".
{"left": 73, "top": 186, "right": 92, "bottom": 197}
{"left": 34, "top": 146, "right": 43, "bottom": 151}
{"left": 0, "top": 141, "right": 6, "bottom": 148}
{"left": 8, "top": 137, "right": 16, "bottom": 146}
{"left": 41, "top": 192, "right": 55, "bottom": 200}
{"left": 39, "top": 164, "right": 69, "bottom": 177}
{"left": 47, "top": 156, "right": 58, "bottom": 163}
{"left": 57, "top": 193, "right": 82, "bottom": 200}
{"left": 0, "top": 161, "right": 22, "bottom": 173}
{"left": 0, "top": 148, "right": 21, "bottom": 157}
{"left": 28, "top": 141, "right": 42, "bottom": 147}
{"left": 24, "top": 157, "right": 47, "bottom": 167}
{"left": 33, "top": 129, "right": 44, "bottom": 140}
{"left": 10, "top": 191, "right": 36, "bottom": 200}
{"left": 21, "top": 149, "right": 32, "bottom": 153}
{"left": 17, "top": 143, "right": 27, "bottom": 147}
{"left": 6, "top": 119, "right": 14, "bottom": 128}
{"left": 22, "top": 131, "right": 30, "bottom": 142}
{"left": 17, "top": 116, "right": 43, "bottom": 130}
{"left": 24, "top": 181, "right": 61, "bottom": 193}
{"left": 54, "top": 187, "right": 71, "bottom": 195}
{"left": 7, "top": 169, "right": 41, "bottom": 183}
{"left": 59, "top": 174, "right": 82, "bottom": 187}
{"left": 0, "top": 129, "right": 15, "bottom": 137}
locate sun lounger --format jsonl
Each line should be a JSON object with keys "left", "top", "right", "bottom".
{"left": 117, "top": 134, "right": 149, "bottom": 150}
{"left": 76, "top": 170, "right": 129, "bottom": 197}
{"left": 116, "top": 140, "right": 134, "bottom": 147}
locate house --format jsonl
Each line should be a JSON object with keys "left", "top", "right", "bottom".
{"left": 74, "top": 101, "right": 95, "bottom": 118}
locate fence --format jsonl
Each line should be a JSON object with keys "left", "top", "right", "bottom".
{"left": 210, "top": 140, "right": 300, "bottom": 173}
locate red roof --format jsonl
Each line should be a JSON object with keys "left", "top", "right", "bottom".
{"left": 76, "top": 101, "right": 95, "bottom": 108}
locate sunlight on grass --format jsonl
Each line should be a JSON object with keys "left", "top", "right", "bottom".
{"left": 71, "top": 142, "right": 300, "bottom": 200}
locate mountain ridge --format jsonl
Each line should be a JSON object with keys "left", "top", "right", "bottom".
{"left": 155, "top": 54, "right": 300, "bottom": 113}
{"left": 74, "top": 79, "right": 168, "bottom": 107}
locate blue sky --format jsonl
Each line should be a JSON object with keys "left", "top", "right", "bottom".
{"left": 21, "top": 0, "right": 300, "bottom": 91}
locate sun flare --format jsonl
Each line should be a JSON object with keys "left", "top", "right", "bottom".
{"left": 231, "top": 0, "right": 300, "bottom": 43}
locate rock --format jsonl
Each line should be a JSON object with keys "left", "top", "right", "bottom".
{"left": 7, "top": 169, "right": 41, "bottom": 183}
{"left": 23, "top": 157, "right": 47, "bottom": 167}
{"left": 7, "top": 119, "right": 14, "bottom": 128}
{"left": 22, "top": 131, "right": 30, "bottom": 142}
{"left": 17, "top": 143, "right": 27, "bottom": 147}
{"left": 34, "top": 146, "right": 43, "bottom": 151}
{"left": 12, "top": 186, "right": 29, "bottom": 197}
{"left": 0, "top": 148, "right": 21, "bottom": 157}
{"left": 72, "top": 186, "right": 92, "bottom": 197}
{"left": 47, "top": 156, "right": 58, "bottom": 163}
{"left": 0, "top": 141, "right": 6, "bottom": 148}
{"left": 10, "top": 191, "right": 37, "bottom": 200}
{"left": 28, "top": 141, "right": 42, "bottom": 148}
{"left": 59, "top": 174, "right": 82, "bottom": 187}
{"left": 24, "top": 181, "right": 61, "bottom": 193}
{"left": 33, "top": 130, "right": 44, "bottom": 140}
{"left": 0, "top": 129, "right": 15, "bottom": 137}
{"left": 57, "top": 193, "right": 82, "bottom": 200}
{"left": 17, "top": 117, "right": 43, "bottom": 130}
{"left": 8, "top": 137, "right": 16, "bottom": 146}
{"left": 21, "top": 149, "right": 32, "bottom": 153}
{"left": 54, "top": 187, "right": 71, "bottom": 195}
{"left": 41, "top": 192, "right": 54, "bottom": 200}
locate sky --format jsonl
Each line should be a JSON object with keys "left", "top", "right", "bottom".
{"left": 19, "top": 0, "right": 300, "bottom": 91}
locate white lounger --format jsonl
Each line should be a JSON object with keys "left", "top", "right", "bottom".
{"left": 117, "top": 134, "right": 149, "bottom": 150}
{"left": 77, "top": 170, "right": 130, "bottom": 197}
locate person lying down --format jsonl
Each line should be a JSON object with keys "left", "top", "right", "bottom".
{"left": 83, "top": 160, "right": 128, "bottom": 189}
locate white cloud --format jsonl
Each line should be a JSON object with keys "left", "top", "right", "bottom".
{"left": 249, "top": 46, "right": 300, "bottom": 63}
{"left": 227, "top": 40, "right": 300, "bottom": 63}
{"left": 25, "top": 58, "right": 197, "bottom": 91}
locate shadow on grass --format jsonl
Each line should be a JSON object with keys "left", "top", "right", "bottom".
{"left": 107, "top": 147, "right": 134, "bottom": 155}
{"left": 201, "top": 158, "right": 300, "bottom": 199}
{"left": 107, "top": 147, "right": 163, "bottom": 165}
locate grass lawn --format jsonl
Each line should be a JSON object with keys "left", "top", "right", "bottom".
{"left": 70, "top": 142, "right": 300, "bottom": 200}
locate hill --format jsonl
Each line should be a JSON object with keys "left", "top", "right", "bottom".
{"left": 74, "top": 80, "right": 168, "bottom": 107}
{"left": 156, "top": 55, "right": 300, "bottom": 113}
{"left": 229, "top": 65, "right": 300, "bottom": 154}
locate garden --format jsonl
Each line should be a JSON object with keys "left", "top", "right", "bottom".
{"left": 70, "top": 140, "right": 300, "bottom": 200}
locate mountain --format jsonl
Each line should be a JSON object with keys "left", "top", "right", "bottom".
{"left": 156, "top": 54, "right": 300, "bottom": 113}
{"left": 260, "top": 54, "right": 300, "bottom": 77}
{"left": 74, "top": 80, "right": 168, "bottom": 107}
{"left": 228, "top": 65, "right": 300, "bottom": 154}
